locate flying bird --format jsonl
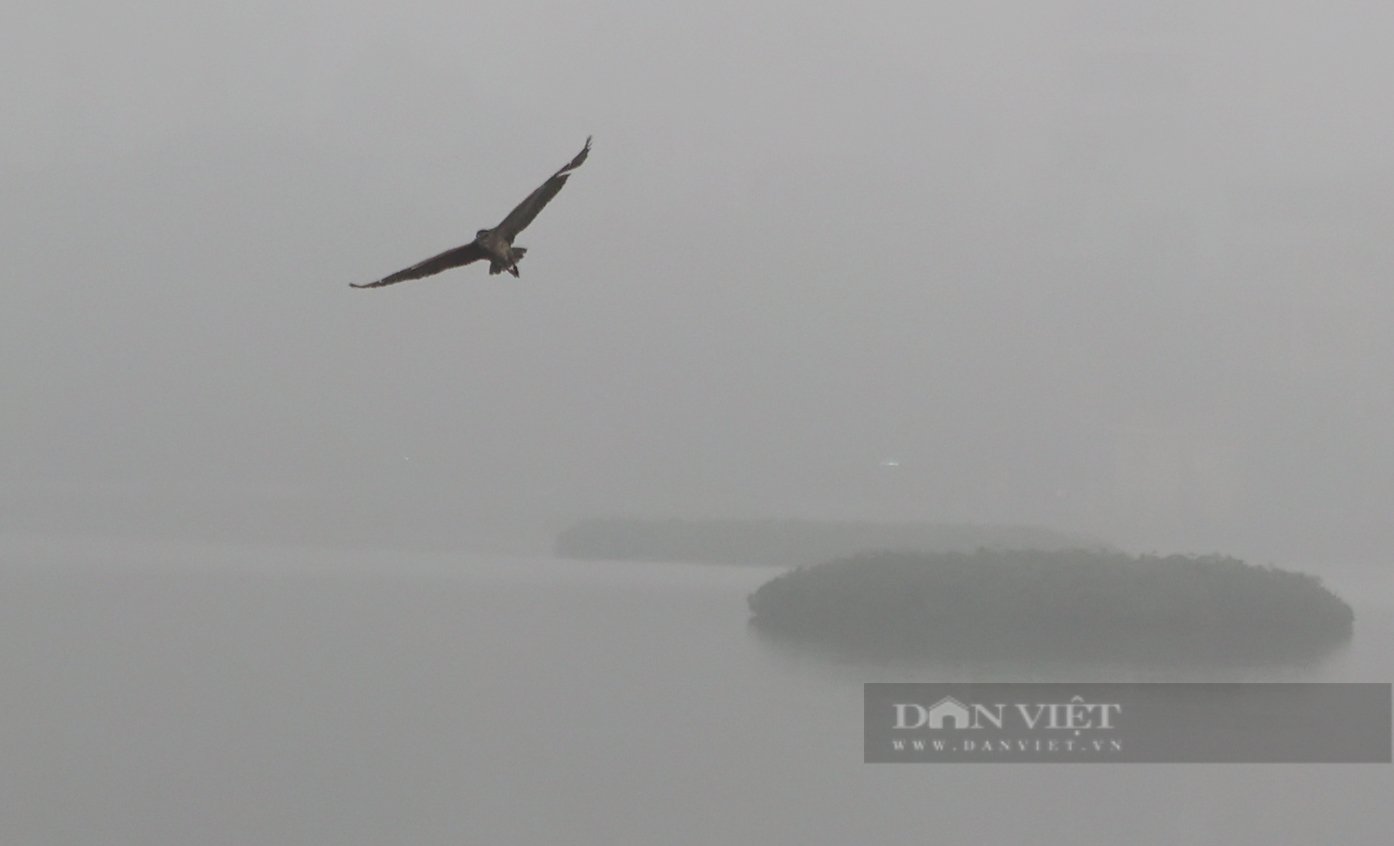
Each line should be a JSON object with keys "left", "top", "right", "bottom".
{"left": 350, "top": 136, "right": 591, "bottom": 289}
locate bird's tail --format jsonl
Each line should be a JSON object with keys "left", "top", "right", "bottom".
{"left": 490, "top": 247, "right": 526, "bottom": 277}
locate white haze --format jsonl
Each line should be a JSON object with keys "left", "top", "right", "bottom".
{"left": 4, "top": 3, "right": 1394, "bottom": 844}
{"left": 6, "top": 1, "right": 1394, "bottom": 565}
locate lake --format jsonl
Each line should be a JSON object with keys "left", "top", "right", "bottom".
{"left": 2, "top": 535, "right": 1390, "bottom": 844}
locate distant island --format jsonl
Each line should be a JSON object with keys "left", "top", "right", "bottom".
{"left": 554, "top": 517, "right": 1103, "bottom": 566}
{"left": 747, "top": 549, "right": 1355, "bottom": 664}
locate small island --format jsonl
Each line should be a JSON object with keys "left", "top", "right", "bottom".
{"left": 747, "top": 549, "right": 1355, "bottom": 664}
{"left": 554, "top": 517, "right": 1101, "bottom": 567}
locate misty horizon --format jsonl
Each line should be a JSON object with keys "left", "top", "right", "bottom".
{"left": 5, "top": 3, "right": 1394, "bottom": 844}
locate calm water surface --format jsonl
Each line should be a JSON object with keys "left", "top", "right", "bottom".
{"left": 2, "top": 536, "right": 1390, "bottom": 845}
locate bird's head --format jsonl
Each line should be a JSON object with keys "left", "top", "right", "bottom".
{"left": 475, "top": 228, "right": 491, "bottom": 242}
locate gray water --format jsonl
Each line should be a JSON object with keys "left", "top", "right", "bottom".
{"left": 2, "top": 536, "right": 1390, "bottom": 845}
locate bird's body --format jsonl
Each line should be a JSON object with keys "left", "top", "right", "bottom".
{"left": 350, "top": 136, "right": 590, "bottom": 289}
{"left": 476, "top": 228, "right": 526, "bottom": 277}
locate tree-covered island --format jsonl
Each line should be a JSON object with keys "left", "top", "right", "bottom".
{"left": 747, "top": 549, "right": 1354, "bottom": 664}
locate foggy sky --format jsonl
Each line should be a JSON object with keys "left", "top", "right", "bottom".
{"left": 5, "top": 0, "right": 1394, "bottom": 563}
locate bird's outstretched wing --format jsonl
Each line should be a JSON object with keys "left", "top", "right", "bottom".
{"left": 349, "top": 242, "right": 488, "bottom": 289}
{"left": 494, "top": 136, "right": 591, "bottom": 241}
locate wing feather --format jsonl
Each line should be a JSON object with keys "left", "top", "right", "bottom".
{"left": 494, "top": 136, "right": 591, "bottom": 240}
{"left": 349, "top": 242, "right": 487, "bottom": 289}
